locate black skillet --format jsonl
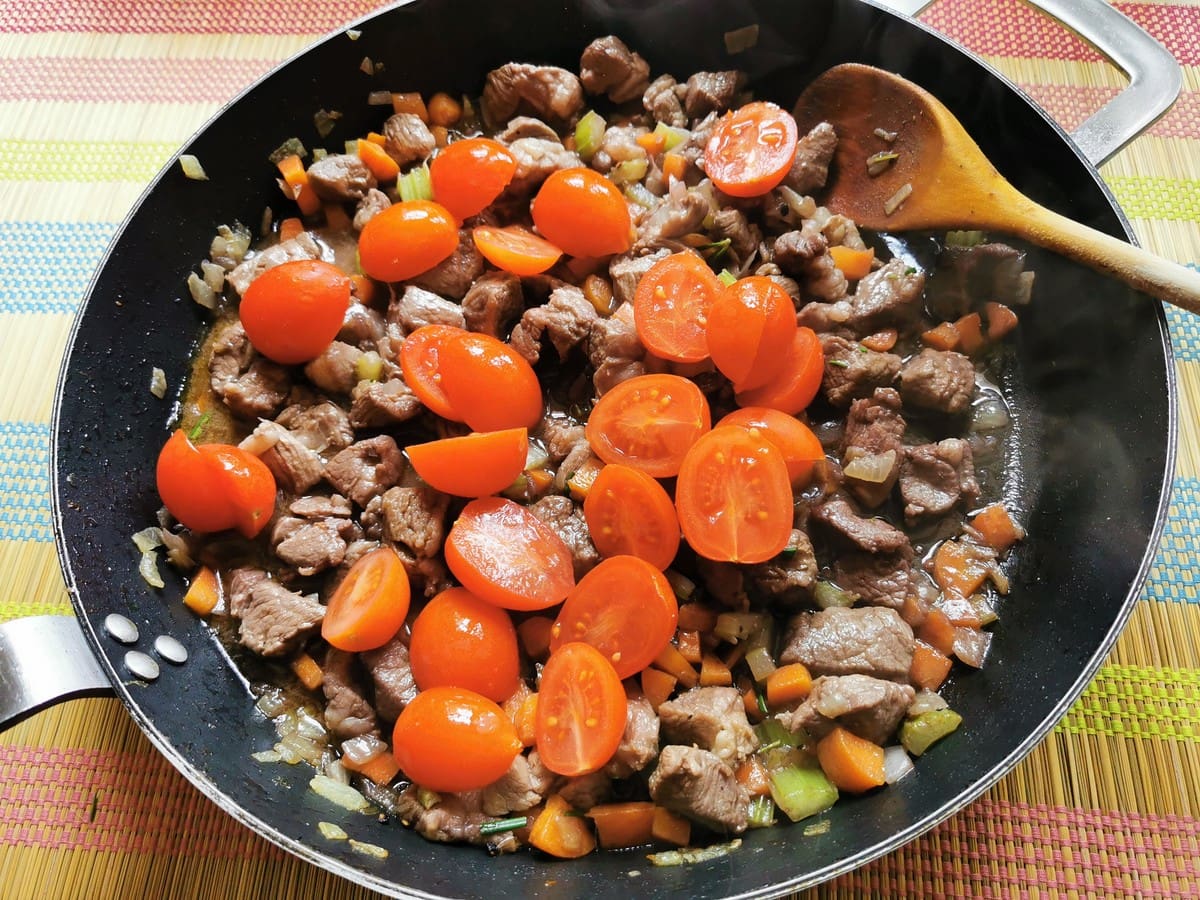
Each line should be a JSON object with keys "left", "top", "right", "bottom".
{"left": 44, "top": 0, "right": 1176, "bottom": 895}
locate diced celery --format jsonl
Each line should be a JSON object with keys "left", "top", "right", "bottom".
{"left": 754, "top": 717, "right": 803, "bottom": 751}
{"left": 900, "top": 708, "right": 963, "bottom": 756}
{"left": 813, "top": 579, "right": 859, "bottom": 610}
{"left": 745, "top": 646, "right": 777, "bottom": 684}
{"left": 624, "top": 182, "right": 657, "bottom": 209}
{"left": 769, "top": 759, "right": 839, "bottom": 822}
{"left": 717, "top": 269, "right": 737, "bottom": 286}
{"left": 653, "top": 121, "right": 690, "bottom": 152}
{"left": 398, "top": 162, "right": 433, "bottom": 202}
{"left": 355, "top": 351, "right": 383, "bottom": 382}
{"left": 575, "top": 110, "right": 607, "bottom": 162}
{"left": 609, "top": 158, "right": 649, "bottom": 186}
{"left": 945, "top": 230, "right": 986, "bottom": 248}
{"left": 714, "top": 612, "right": 765, "bottom": 644}
{"left": 746, "top": 795, "right": 776, "bottom": 829}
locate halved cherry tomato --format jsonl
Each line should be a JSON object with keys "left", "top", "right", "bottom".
{"left": 585, "top": 374, "right": 711, "bottom": 478}
{"left": 472, "top": 225, "right": 562, "bottom": 276}
{"left": 399, "top": 324, "right": 466, "bottom": 421}
{"left": 717, "top": 407, "right": 825, "bottom": 486}
{"left": 444, "top": 497, "right": 576, "bottom": 611}
{"left": 321, "top": 546, "right": 411, "bottom": 652}
{"left": 706, "top": 276, "right": 797, "bottom": 391}
{"left": 429, "top": 137, "right": 516, "bottom": 221}
{"left": 531, "top": 168, "right": 631, "bottom": 258}
{"left": 358, "top": 199, "right": 459, "bottom": 282}
{"left": 536, "top": 642, "right": 628, "bottom": 776}
{"left": 583, "top": 464, "right": 680, "bottom": 570}
{"left": 551, "top": 556, "right": 679, "bottom": 679}
{"left": 734, "top": 325, "right": 824, "bottom": 415}
{"left": 438, "top": 332, "right": 543, "bottom": 432}
{"left": 156, "top": 430, "right": 276, "bottom": 538}
{"left": 675, "top": 425, "right": 793, "bottom": 563}
{"left": 238, "top": 259, "right": 351, "bottom": 365}
{"left": 393, "top": 686, "right": 522, "bottom": 792}
{"left": 405, "top": 428, "right": 528, "bottom": 498}
{"left": 633, "top": 251, "right": 723, "bottom": 363}
{"left": 409, "top": 587, "right": 520, "bottom": 701}
{"left": 703, "top": 101, "right": 799, "bottom": 198}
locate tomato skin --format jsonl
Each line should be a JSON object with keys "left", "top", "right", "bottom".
{"left": 531, "top": 168, "right": 632, "bottom": 258}
{"left": 239, "top": 259, "right": 351, "bottom": 365}
{"left": 633, "top": 251, "right": 722, "bottom": 363}
{"left": 357, "top": 200, "right": 459, "bottom": 282}
{"left": 706, "top": 276, "right": 797, "bottom": 391}
{"left": 735, "top": 326, "right": 825, "bottom": 415}
{"left": 536, "top": 642, "right": 628, "bottom": 777}
{"left": 409, "top": 587, "right": 520, "bottom": 702}
{"left": 675, "top": 425, "right": 794, "bottom": 563}
{"left": 393, "top": 686, "right": 522, "bottom": 792}
{"left": 430, "top": 137, "right": 516, "bottom": 221}
{"left": 717, "top": 407, "right": 825, "bottom": 486}
{"left": 156, "top": 430, "right": 276, "bottom": 538}
{"left": 445, "top": 497, "right": 576, "bottom": 611}
{"left": 704, "top": 101, "right": 799, "bottom": 198}
{"left": 405, "top": 428, "right": 528, "bottom": 498}
{"left": 583, "top": 464, "right": 680, "bottom": 570}
{"left": 585, "top": 374, "right": 711, "bottom": 478}
{"left": 399, "top": 324, "right": 466, "bottom": 421}
{"left": 438, "top": 332, "right": 543, "bottom": 432}
{"left": 472, "top": 225, "right": 562, "bottom": 276}
{"left": 551, "top": 556, "right": 678, "bottom": 679}
{"left": 321, "top": 546, "right": 411, "bottom": 652}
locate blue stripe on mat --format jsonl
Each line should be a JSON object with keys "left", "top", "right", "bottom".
{"left": 1142, "top": 477, "right": 1200, "bottom": 605}
{"left": 0, "top": 421, "right": 52, "bottom": 541}
{"left": 0, "top": 221, "right": 115, "bottom": 315}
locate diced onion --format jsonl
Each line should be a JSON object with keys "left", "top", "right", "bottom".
{"left": 714, "top": 612, "right": 765, "bottom": 644}
{"left": 866, "top": 151, "right": 898, "bottom": 176}
{"left": 138, "top": 549, "right": 164, "bottom": 589}
{"left": 210, "top": 223, "right": 251, "bottom": 269}
{"left": 873, "top": 127, "right": 898, "bottom": 143}
{"left": 310, "top": 774, "right": 371, "bottom": 811}
{"left": 350, "top": 839, "right": 389, "bottom": 859}
{"left": 342, "top": 733, "right": 388, "bottom": 766}
{"left": 724, "top": 24, "right": 760, "bottom": 54}
{"left": 777, "top": 186, "right": 815, "bottom": 222}
{"left": 648, "top": 838, "right": 742, "bottom": 867}
{"left": 883, "top": 745, "right": 915, "bottom": 784}
{"left": 255, "top": 688, "right": 288, "bottom": 718}
{"left": 842, "top": 449, "right": 896, "bottom": 484}
{"left": 884, "top": 182, "right": 913, "bottom": 216}
{"left": 813, "top": 580, "right": 858, "bottom": 610}
{"left": 953, "top": 627, "right": 992, "bottom": 668}
{"left": 970, "top": 397, "right": 1011, "bottom": 432}
{"left": 179, "top": 154, "right": 208, "bottom": 181}
{"left": 149, "top": 367, "right": 167, "bottom": 399}
{"left": 323, "top": 758, "right": 350, "bottom": 785}
{"left": 252, "top": 750, "right": 282, "bottom": 763}
{"left": 200, "top": 260, "right": 225, "bottom": 292}
{"left": 132, "top": 526, "right": 163, "bottom": 553}
{"left": 187, "top": 272, "right": 216, "bottom": 309}
{"left": 345, "top": 29, "right": 362, "bottom": 40}
{"left": 908, "top": 690, "right": 949, "bottom": 716}
{"left": 296, "top": 712, "right": 327, "bottom": 740}
{"left": 319, "top": 821, "right": 349, "bottom": 840}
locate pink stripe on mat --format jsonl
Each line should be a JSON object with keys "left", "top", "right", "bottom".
{"left": 1019, "top": 83, "right": 1200, "bottom": 140}
{"left": 0, "top": 57, "right": 277, "bottom": 104}
{"left": 0, "top": 0, "right": 387, "bottom": 34}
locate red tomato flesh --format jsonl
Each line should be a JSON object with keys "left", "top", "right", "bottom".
{"left": 321, "top": 546, "right": 411, "bottom": 652}
{"left": 583, "top": 464, "right": 680, "bottom": 570}
{"left": 585, "top": 374, "right": 711, "bottom": 478}
{"left": 633, "top": 251, "right": 723, "bottom": 363}
{"left": 704, "top": 101, "right": 799, "bottom": 198}
{"left": 717, "top": 407, "right": 826, "bottom": 486}
{"left": 536, "top": 642, "right": 628, "bottom": 777}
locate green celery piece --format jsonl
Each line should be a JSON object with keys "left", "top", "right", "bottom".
{"left": 900, "top": 708, "right": 963, "bottom": 756}
{"left": 769, "top": 760, "right": 839, "bottom": 822}
{"left": 575, "top": 110, "right": 606, "bottom": 162}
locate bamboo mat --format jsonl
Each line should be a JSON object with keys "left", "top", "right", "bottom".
{"left": 1, "top": 0, "right": 1199, "bottom": 896}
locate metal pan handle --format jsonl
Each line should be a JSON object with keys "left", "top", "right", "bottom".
{"left": 0, "top": 615, "right": 112, "bottom": 731}
{"left": 870, "top": 0, "right": 1182, "bottom": 166}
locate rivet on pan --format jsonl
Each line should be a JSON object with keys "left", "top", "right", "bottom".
{"left": 104, "top": 613, "right": 139, "bottom": 644}
{"left": 154, "top": 635, "right": 188, "bottom": 665}
{"left": 124, "top": 650, "right": 160, "bottom": 681}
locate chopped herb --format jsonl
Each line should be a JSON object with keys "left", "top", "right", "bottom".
{"left": 702, "top": 237, "right": 732, "bottom": 263}
{"left": 756, "top": 691, "right": 769, "bottom": 716}
{"left": 479, "top": 816, "right": 528, "bottom": 836}
{"left": 828, "top": 359, "right": 849, "bottom": 369}
{"left": 905, "top": 267, "right": 918, "bottom": 275}
{"left": 188, "top": 411, "right": 212, "bottom": 442}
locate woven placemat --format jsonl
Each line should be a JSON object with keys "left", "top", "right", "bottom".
{"left": 2, "top": 0, "right": 1198, "bottom": 897}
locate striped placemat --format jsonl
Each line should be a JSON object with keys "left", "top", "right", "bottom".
{"left": 1, "top": 0, "right": 1198, "bottom": 897}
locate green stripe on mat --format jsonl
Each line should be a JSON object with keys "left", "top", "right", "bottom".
{"left": 0, "top": 140, "right": 177, "bottom": 183}
{"left": 1057, "top": 664, "right": 1200, "bottom": 741}
{"left": 1109, "top": 176, "right": 1200, "bottom": 222}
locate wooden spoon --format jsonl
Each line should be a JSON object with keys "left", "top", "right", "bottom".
{"left": 793, "top": 63, "right": 1200, "bottom": 314}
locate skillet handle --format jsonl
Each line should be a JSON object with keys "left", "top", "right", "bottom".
{"left": 869, "top": 0, "right": 1181, "bottom": 166}
{"left": 0, "top": 615, "right": 113, "bottom": 731}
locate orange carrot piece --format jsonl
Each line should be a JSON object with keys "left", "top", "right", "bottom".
{"left": 366, "top": 131, "right": 387, "bottom": 146}
{"left": 529, "top": 793, "right": 597, "bottom": 859}
{"left": 699, "top": 652, "right": 733, "bottom": 687}
{"left": 954, "top": 312, "right": 985, "bottom": 355}
{"left": 917, "top": 608, "right": 958, "bottom": 658}
{"left": 650, "top": 806, "right": 691, "bottom": 847}
{"left": 985, "top": 301, "right": 1019, "bottom": 340}
{"left": 910, "top": 640, "right": 953, "bottom": 691}
{"left": 860, "top": 328, "right": 898, "bottom": 352}
{"left": 735, "top": 755, "right": 772, "bottom": 797}
{"left": 323, "top": 202, "right": 352, "bottom": 232}
{"left": 765, "top": 662, "right": 813, "bottom": 708}
{"left": 900, "top": 592, "right": 929, "bottom": 629}
{"left": 430, "top": 124, "right": 450, "bottom": 149}
{"left": 391, "top": 92, "right": 428, "bottom": 122}
{"left": 290, "top": 652, "right": 324, "bottom": 691}
{"left": 662, "top": 152, "right": 687, "bottom": 183}
{"left": 341, "top": 750, "right": 401, "bottom": 785}
{"left": 742, "top": 686, "right": 764, "bottom": 722}
{"left": 816, "top": 726, "right": 886, "bottom": 794}
{"left": 640, "top": 667, "right": 677, "bottom": 711}
{"left": 676, "top": 629, "right": 702, "bottom": 665}
{"left": 276, "top": 154, "right": 321, "bottom": 216}
{"left": 585, "top": 802, "right": 656, "bottom": 849}
{"left": 526, "top": 469, "right": 555, "bottom": 493}
{"left": 278, "top": 216, "right": 304, "bottom": 244}
{"left": 971, "top": 503, "right": 1025, "bottom": 552}
{"left": 349, "top": 274, "right": 377, "bottom": 305}
{"left": 636, "top": 131, "right": 666, "bottom": 155}
{"left": 921, "top": 321, "right": 960, "bottom": 351}
{"left": 357, "top": 138, "right": 400, "bottom": 182}
{"left": 183, "top": 566, "right": 220, "bottom": 616}
{"left": 677, "top": 602, "right": 718, "bottom": 633}
{"left": 653, "top": 643, "right": 699, "bottom": 688}
{"left": 427, "top": 92, "right": 463, "bottom": 127}
{"left": 517, "top": 616, "right": 554, "bottom": 661}
{"left": 932, "top": 539, "right": 992, "bottom": 597}
{"left": 828, "top": 245, "right": 875, "bottom": 280}
{"left": 514, "top": 693, "right": 539, "bottom": 747}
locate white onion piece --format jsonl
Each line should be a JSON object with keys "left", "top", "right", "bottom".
{"left": 971, "top": 397, "right": 1011, "bottom": 431}
{"left": 954, "top": 627, "right": 993, "bottom": 668}
{"left": 908, "top": 690, "right": 949, "bottom": 716}
{"left": 310, "top": 774, "right": 370, "bottom": 811}
{"left": 843, "top": 449, "right": 897, "bottom": 484}
{"left": 341, "top": 733, "right": 388, "bottom": 766}
{"left": 884, "top": 745, "right": 915, "bottom": 784}
{"left": 187, "top": 272, "right": 216, "bottom": 309}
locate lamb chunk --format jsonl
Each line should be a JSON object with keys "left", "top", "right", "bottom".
{"left": 306, "top": 153, "right": 376, "bottom": 202}
{"left": 389, "top": 285, "right": 465, "bottom": 332}
{"left": 684, "top": 70, "right": 742, "bottom": 119}
{"left": 711, "top": 208, "right": 759, "bottom": 273}
{"left": 393, "top": 544, "right": 453, "bottom": 599}
{"left": 482, "top": 752, "right": 556, "bottom": 817}
{"left": 658, "top": 687, "right": 758, "bottom": 764}
{"left": 398, "top": 788, "right": 488, "bottom": 844}
{"left": 842, "top": 387, "right": 905, "bottom": 509}
{"left": 276, "top": 400, "right": 354, "bottom": 454}
{"left": 505, "top": 137, "right": 581, "bottom": 196}
{"left": 843, "top": 258, "right": 926, "bottom": 334}
{"left": 209, "top": 321, "right": 291, "bottom": 419}
{"left": 605, "top": 690, "right": 661, "bottom": 778}
{"left": 289, "top": 493, "right": 352, "bottom": 519}
{"left": 900, "top": 438, "right": 980, "bottom": 524}
{"left": 225, "top": 232, "right": 324, "bottom": 296}
{"left": 482, "top": 63, "right": 584, "bottom": 127}
{"left": 832, "top": 550, "right": 913, "bottom": 610}
{"left": 462, "top": 272, "right": 523, "bottom": 338}
{"left": 241, "top": 419, "right": 324, "bottom": 495}
{"left": 634, "top": 187, "right": 709, "bottom": 251}
{"left": 783, "top": 121, "right": 838, "bottom": 195}
{"left": 227, "top": 567, "right": 268, "bottom": 618}
{"left": 747, "top": 529, "right": 818, "bottom": 606}
{"left": 321, "top": 648, "right": 378, "bottom": 739}
{"left": 535, "top": 411, "right": 587, "bottom": 462}
{"left": 381, "top": 484, "right": 448, "bottom": 558}
{"left": 510, "top": 285, "right": 598, "bottom": 365}
{"left": 353, "top": 188, "right": 391, "bottom": 230}
{"left": 410, "top": 229, "right": 484, "bottom": 300}
{"left": 350, "top": 378, "right": 423, "bottom": 428}
{"left": 779, "top": 606, "right": 914, "bottom": 682}
{"left": 590, "top": 124, "right": 647, "bottom": 175}
{"left": 324, "top": 436, "right": 406, "bottom": 508}
{"left": 812, "top": 496, "right": 909, "bottom": 554}
{"left": 303, "top": 341, "right": 362, "bottom": 395}
{"left": 494, "top": 116, "right": 560, "bottom": 143}
{"left": 588, "top": 301, "right": 646, "bottom": 395}
{"left": 609, "top": 248, "right": 669, "bottom": 307}
{"left": 339, "top": 301, "right": 387, "bottom": 349}
{"left": 559, "top": 772, "right": 612, "bottom": 810}
{"left": 361, "top": 635, "right": 418, "bottom": 722}
{"left": 779, "top": 674, "right": 915, "bottom": 745}
{"left": 899, "top": 349, "right": 976, "bottom": 415}
{"left": 774, "top": 222, "right": 848, "bottom": 302}
{"left": 696, "top": 557, "right": 748, "bottom": 609}
{"left": 382, "top": 112, "right": 435, "bottom": 166}
{"left": 237, "top": 579, "right": 324, "bottom": 657}
{"left": 643, "top": 74, "right": 687, "bottom": 127}
{"left": 649, "top": 746, "right": 748, "bottom": 834}
{"left": 580, "top": 35, "right": 650, "bottom": 103}
{"left": 927, "top": 241, "right": 1032, "bottom": 320}
{"left": 820, "top": 334, "right": 902, "bottom": 408}
{"left": 272, "top": 518, "right": 348, "bottom": 576}
{"left": 529, "top": 495, "right": 599, "bottom": 578}
{"left": 680, "top": 111, "right": 718, "bottom": 167}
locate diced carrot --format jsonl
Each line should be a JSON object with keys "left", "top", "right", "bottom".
{"left": 514, "top": 693, "right": 539, "bottom": 747}
{"left": 722, "top": 639, "right": 748, "bottom": 671}
{"left": 366, "top": 131, "right": 387, "bottom": 146}
{"left": 529, "top": 793, "right": 596, "bottom": 859}
{"left": 391, "top": 92, "right": 429, "bottom": 122}
{"left": 954, "top": 312, "right": 985, "bottom": 355}
{"left": 765, "top": 662, "right": 813, "bottom": 708}
{"left": 323, "top": 202, "right": 352, "bottom": 232}
{"left": 932, "top": 539, "right": 992, "bottom": 597}
{"left": 357, "top": 138, "right": 400, "bottom": 182}
{"left": 735, "top": 756, "right": 772, "bottom": 797}
{"left": 290, "top": 652, "right": 324, "bottom": 691}
{"left": 742, "top": 686, "right": 764, "bottom": 722}
{"left": 917, "top": 608, "right": 958, "bottom": 658}
{"left": 585, "top": 801, "right": 656, "bottom": 849}
{"left": 938, "top": 594, "right": 983, "bottom": 627}
{"left": 816, "top": 726, "right": 886, "bottom": 794}
{"left": 899, "top": 592, "right": 929, "bottom": 629}
{"left": 677, "top": 602, "right": 718, "bottom": 633}
{"left": 526, "top": 469, "right": 555, "bottom": 493}
{"left": 183, "top": 566, "right": 220, "bottom": 616}
{"left": 910, "top": 640, "right": 953, "bottom": 691}
{"left": 276, "top": 154, "right": 321, "bottom": 216}
{"left": 662, "top": 152, "right": 687, "bottom": 183}
{"left": 278, "top": 216, "right": 304, "bottom": 244}
{"left": 349, "top": 274, "right": 378, "bottom": 305}
{"left": 341, "top": 750, "right": 401, "bottom": 786}
{"left": 828, "top": 245, "right": 875, "bottom": 280}
{"left": 921, "top": 320, "right": 960, "bottom": 351}
{"left": 640, "top": 667, "right": 677, "bottom": 711}
{"left": 985, "top": 301, "right": 1019, "bottom": 340}
{"left": 971, "top": 503, "right": 1024, "bottom": 552}
{"left": 427, "top": 92, "right": 463, "bottom": 127}
{"left": 860, "top": 328, "right": 898, "bottom": 352}
{"left": 650, "top": 806, "right": 691, "bottom": 847}
{"left": 517, "top": 616, "right": 554, "bottom": 661}
{"left": 676, "top": 629, "right": 702, "bottom": 665}
{"left": 636, "top": 131, "right": 666, "bottom": 155}
{"left": 653, "top": 643, "right": 699, "bottom": 688}
{"left": 430, "top": 125, "right": 450, "bottom": 149}
{"left": 699, "top": 652, "right": 732, "bottom": 687}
